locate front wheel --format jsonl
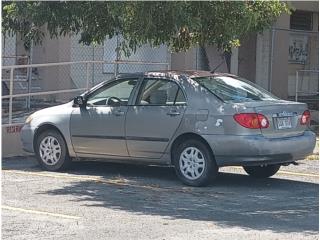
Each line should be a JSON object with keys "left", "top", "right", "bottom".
{"left": 35, "top": 129, "right": 71, "bottom": 171}
{"left": 243, "top": 165, "right": 280, "bottom": 178}
{"left": 173, "top": 139, "right": 218, "bottom": 187}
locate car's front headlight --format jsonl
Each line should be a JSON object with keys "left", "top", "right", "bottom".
{"left": 25, "top": 114, "right": 34, "bottom": 124}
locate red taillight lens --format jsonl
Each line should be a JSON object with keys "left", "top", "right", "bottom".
{"left": 233, "top": 113, "right": 269, "bottom": 129}
{"left": 300, "top": 110, "right": 311, "bottom": 125}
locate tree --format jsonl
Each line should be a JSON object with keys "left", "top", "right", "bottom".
{"left": 2, "top": 1, "right": 289, "bottom": 55}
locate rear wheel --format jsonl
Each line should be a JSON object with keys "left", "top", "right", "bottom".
{"left": 173, "top": 139, "right": 218, "bottom": 187}
{"left": 243, "top": 165, "right": 280, "bottom": 178}
{"left": 35, "top": 129, "right": 71, "bottom": 171}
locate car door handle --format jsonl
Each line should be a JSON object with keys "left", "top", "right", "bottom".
{"left": 114, "top": 110, "right": 125, "bottom": 116}
{"left": 167, "top": 111, "right": 180, "bottom": 116}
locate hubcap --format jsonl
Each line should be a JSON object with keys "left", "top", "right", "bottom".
{"left": 39, "top": 136, "right": 62, "bottom": 165}
{"left": 179, "top": 147, "right": 205, "bottom": 180}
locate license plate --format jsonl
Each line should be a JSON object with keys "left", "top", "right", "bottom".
{"left": 277, "top": 117, "right": 292, "bottom": 129}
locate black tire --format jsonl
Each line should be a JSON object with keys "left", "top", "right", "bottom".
{"left": 35, "top": 129, "right": 71, "bottom": 171}
{"left": 173, "top": 139, "right": 218, "bottom": 187}
{"left": 243, "top": 165, "right": 280, "bottom": 178}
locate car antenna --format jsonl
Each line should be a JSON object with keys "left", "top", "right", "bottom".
{"left": 210, "top": 60, "right": 224, "bottom": 73}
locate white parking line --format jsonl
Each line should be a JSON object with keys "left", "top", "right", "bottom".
{"left": 278, "top": 170, "right": 319, "bottom": 178}
{"left": 230, "top": 166, "right": 319, "bottom": 178}
{"left": 2, "top": 205, "right": 81, "bottom": 220}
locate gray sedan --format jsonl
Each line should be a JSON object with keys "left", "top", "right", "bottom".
{"left": 21, "top": 71, "right": 316, "bottom": 186}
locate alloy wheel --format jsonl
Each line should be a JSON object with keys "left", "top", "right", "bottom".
{"left": 39, "top": 136, "right": 62, "bottom": 165}
{"left": 179, "top": 147, "right": 206, "bottom": 180}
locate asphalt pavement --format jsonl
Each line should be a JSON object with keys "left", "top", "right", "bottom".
{"left": 2, "top": 156, "right": 319, "bottom": 240}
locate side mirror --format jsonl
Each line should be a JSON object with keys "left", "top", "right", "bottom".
{"left": 73, "top": 96, "right": 86, "bottom": 107}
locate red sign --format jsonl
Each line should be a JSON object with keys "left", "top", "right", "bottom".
{"left": 6, "top": 125, "right": 23, "bottom": 134}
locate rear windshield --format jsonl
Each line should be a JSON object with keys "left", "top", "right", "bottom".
{"left": 193, "top": 76, "right": 278, "bottom": 102}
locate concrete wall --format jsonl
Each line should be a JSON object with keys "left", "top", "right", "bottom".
{"left": 2, "top": 124, "right": 30, "bottom": 157}
{"left": 16, "top": 32, "right": 75, "bottom": 101}
{"left": 171, "top": 48, "right": 197, "bottom": 70}
{"left": 255, "top": 1, "right": 319, "bottom": 98}
{"left": 290, "top": 1, "right": 319, "bottom": 12}
{"left": 238, "top": 34, "right": 257, "bottom": 82}
{"left": 271, "top": 14, "right": 291, "bottom": 99}
{"left": 287, "top": 2, "right": 319, "bottom": 97}
{"left": 204, "top": 46, "right": 229, "bottom": 73}
{"left": 255, "top": 31, "right": 271, "bottom": 90}
{"left": 32, "top": 34, "right": 72, "bottom": 94}
{"left": 255, "top": 14, "right": 291, "bottom": 99}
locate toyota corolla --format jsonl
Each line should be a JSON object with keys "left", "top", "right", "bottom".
{"left": 21, "top": 71, "right": 316, "bottom": 186}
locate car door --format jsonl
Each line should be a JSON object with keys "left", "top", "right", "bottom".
{"left": 70, "top": 78, "right": 139, "bottom": 157}
{"left": 126, "top": 78, "right": 187, "bottom": 159}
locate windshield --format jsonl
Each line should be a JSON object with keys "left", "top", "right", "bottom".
{"left": 193, "top": 76, "right": 278, "bottom": 102}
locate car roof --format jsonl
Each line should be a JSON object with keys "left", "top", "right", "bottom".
{"left": 117, "top": 70, "right": 237, "bottom": 80}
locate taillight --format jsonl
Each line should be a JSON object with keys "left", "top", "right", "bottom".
{"left": 300, "top": 110, "right": 311, "bottom": 125}
{"left": 233, "top": 113, "right": 269, "bottom": 129}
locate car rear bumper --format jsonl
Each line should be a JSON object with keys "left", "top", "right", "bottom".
{"left": 20, "top": 124, "right": 35, "bottom": 153}
{"left": 202, "top": 131, "right": 316, "bottom": 167}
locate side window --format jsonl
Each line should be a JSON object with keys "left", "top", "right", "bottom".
{"left": 87, "top": 79, "right": 138, "bottom": 106}
{"left": 175, "top": 89, "right": 186, "bottom": 104}
{"left": 137, "top": 79, "right": 186, "bottom": 105}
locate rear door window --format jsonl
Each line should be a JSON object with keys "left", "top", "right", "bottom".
{"left": 136, "top": 78, "right": 186, "bottom": 105}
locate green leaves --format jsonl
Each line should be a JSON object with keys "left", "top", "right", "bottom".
{"left": 2, "top": 1, "right": 288, "bottom": 54}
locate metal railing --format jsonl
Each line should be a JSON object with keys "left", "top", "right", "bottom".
{"left": 2, "top": 55, "right": 32, "bottom": 108}
{"left": 2, "top": 60, "right": 170, "bottom": 125}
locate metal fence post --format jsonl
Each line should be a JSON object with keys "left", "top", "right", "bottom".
{"left": 295, "top": 71, "right": 299, "bottom": 102}
{"left": 268, "top": 28, "right": 275, "bottom": 92}
{"left": 26, "top": 55, "right": 32, "bottom": 110}
{"left": 86, "top": 62, "right": 90, "bottom": 90}
{"left": 91, "top": 46, "right": 95, "bottom": 87}
{"left": 114, "top": 35, "right": 120, "bottom": 77}
{"left": 9, "top": 68, "right": 14, "bottom": 124}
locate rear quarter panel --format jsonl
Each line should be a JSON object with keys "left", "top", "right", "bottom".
{"left": 164, "top": 77, "right": 262, "bottom": 161}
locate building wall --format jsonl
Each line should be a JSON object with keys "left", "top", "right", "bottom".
{"left": 287, "top": 2, "right": 319, "bottom": 97}
{"left": 171, "top": 46, "right": 232, "bottom": 73}
{"left": 15, "top": 32, "right": 76, "bottom": 101}
{"left": 171, "top": 48, "right": 197, "bottom": 70}
{"left": 255, "top": 31, "right": 271, "bottom": 90}
{"left": 254, "top": 1, "right": 318, "bottom": 99}
{"left": 70, "top": 34, "right": 107, "bottom": 89}
{"left": 238, "top": 33, "right": 257, "bottom": 82}
{"left": 5, "top": 1, "right": 318, "bottom": 102}
{"left": 204, "top": 46, "right": 229, "bottom": 73}
{"left": 271, "top": 14, "right": 291, "bottom": 99}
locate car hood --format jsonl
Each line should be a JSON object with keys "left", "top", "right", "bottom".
{"left": 31, "top": 101, "right": 74, "bottom": 118}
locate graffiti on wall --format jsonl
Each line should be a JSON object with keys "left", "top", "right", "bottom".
{"left": 288, "top": 34, "right": 309, "bottom": 64}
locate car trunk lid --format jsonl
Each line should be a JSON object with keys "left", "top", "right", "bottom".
{"left": 243, "top": 100, "right": 308, "bottom": 138}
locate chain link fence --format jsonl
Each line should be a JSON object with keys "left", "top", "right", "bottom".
{"left": 2, "top": 34, "right": 170, "bottom": 125}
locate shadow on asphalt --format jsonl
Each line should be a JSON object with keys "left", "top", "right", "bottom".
{"left": 3, "top": 156, "right": 319, "bottom": 234}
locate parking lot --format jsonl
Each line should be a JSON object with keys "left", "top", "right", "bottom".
{"left": 2, "top": 156, "right": 319, "bottom": 240}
